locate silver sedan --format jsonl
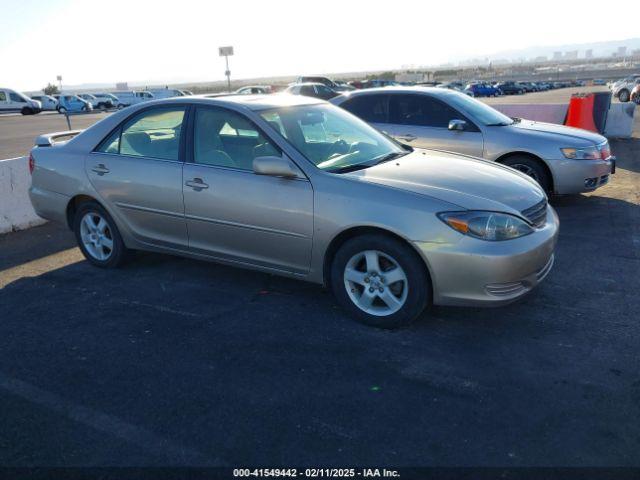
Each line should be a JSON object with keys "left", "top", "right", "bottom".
{"left": 29, "top": 94, "right": 558, "bottom": 328}
{"left": 331, "top": 87, "right": 615, "bottom": 194}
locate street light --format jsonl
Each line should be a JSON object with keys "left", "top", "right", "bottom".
{"left": 219, "top": 46, "right": 234, "bottom": 92}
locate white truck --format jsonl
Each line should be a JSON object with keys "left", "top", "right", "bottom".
{"left": 0, "top": 88, "right": 42, "bottom": 115}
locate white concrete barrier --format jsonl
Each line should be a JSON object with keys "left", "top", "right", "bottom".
{"left": 492, "top": 104, "right": 568, "bottom": 125}
{"left": 604, "top": 102, "right": 636, "bottom": 138}
{"left": 0, "top": 156, "right": 46, "bottom": 234}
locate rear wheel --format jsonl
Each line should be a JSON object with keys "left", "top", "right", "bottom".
{"left": 618, "top": 89, "right": 630, "bottom": 102}
{"left": 330, "top": 234, "right": 430, "bottom": 329}
{"left": 502, "top": 155, "right": 551, "bottom": 192}
{"left": 73, "top": 201, "right": 130, "bottom": 268}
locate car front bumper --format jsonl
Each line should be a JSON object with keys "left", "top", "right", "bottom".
{"left": 548, "top": 157, "right": 614, "bottom": 194}
{"left": 415, "top": 205, "right": 559, "bottom": 307}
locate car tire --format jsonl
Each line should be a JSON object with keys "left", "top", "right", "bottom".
{"left": 21, "top": 107, "right": 33, "bottom": 115}
{"left": 502, "top": 155, "right": 551, "bottom": 192}
{"left": 330, "top": 234, "right": 430, "bottom": 329}
{"left": 97, "top": 102, "right": 105, "bottom": 110}
{"left": 73, "top": 201, "right": 131, "bottom": 268}
{"left": 618, "top": 89, "right": 630, "bottom": 103}
{"left": 58, "top": 107, "right": 67, "bottom": 114}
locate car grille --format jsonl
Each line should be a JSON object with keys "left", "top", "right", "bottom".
{"left": 521, "top": 199, "right": 547, "bottom": 228}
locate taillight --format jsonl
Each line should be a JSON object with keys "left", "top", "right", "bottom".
{"left": 28, "top": 153, "right": 35, "bottom": 174}
{"left": 600, "top": 144, "right": 611, "bottom": 160}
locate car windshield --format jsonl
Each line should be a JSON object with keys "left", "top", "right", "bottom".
{"left": 446, "top": 91, "right": 514, "bottom": 126}
{"left": 260, "top": 104, "right": 407, "bottom": 173}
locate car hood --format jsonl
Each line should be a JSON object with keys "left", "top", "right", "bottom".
{"left": 345, "top": 149, "right": 545, "bottom": 214}
{"left": 507, "top": 119, "right": 606, "bottom": 145}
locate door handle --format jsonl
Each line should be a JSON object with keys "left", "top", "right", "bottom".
{"left": 91, "top": 164, "right": 110, "bottom": 175}
{"left": 185, "top": 178, "right": 209, "bottom": 190}
{"left": 397, "top": 134, "right": 416, "bottom": 142}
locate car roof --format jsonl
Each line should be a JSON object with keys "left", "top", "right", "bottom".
{"left": 333, "top": 86, "right": 463, "bottom": 99}
{"left": 132, "top": 93, "right": 324, "bottom": 111}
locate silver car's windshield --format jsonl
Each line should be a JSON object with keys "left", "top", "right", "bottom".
{"left": 260, "top": 104, "right": 406, "bottom": 173}
{"left": 447, "top": 92, "right": 514, "bottom": 126}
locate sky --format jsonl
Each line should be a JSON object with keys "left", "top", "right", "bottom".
{"left": 1, "top": 0, "right": 637, "bottom": 92}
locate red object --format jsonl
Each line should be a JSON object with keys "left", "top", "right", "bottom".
{"left": 28, "top": 153, "right": 35, "bottom": 174}
{"left": 565, "top": 94, "right": 598, "bottom": 132}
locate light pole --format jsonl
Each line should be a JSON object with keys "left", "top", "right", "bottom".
{"left": 57, "top": 75, "right": 62, "bottom": 92}
{"left": 219, "top": 46, "right": 234, "bottom": 92}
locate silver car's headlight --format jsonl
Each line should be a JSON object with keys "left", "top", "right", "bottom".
{"left": 560, "top": 146, "right": 599, "bottom": 160}
{"left": 438, "top": 211, "right": 534, "bottom": 241}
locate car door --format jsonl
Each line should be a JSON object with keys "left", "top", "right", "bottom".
{"left": 0, "top": 90, "right": 8, "bottom": 111}
{"left": 182, "top": 105, "right": 313, "bottom": 274}
{"left": 87, "top": 106, "right": 189, "bottom": 249}
{"left": 385, "top": 93, "right": 484, "bottom": 157}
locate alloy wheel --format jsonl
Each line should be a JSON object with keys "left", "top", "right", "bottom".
{"left": 510, "top": 163, "right": 540, "bottom": 182}
{"left": 79, "top": 212, "right": 114, "bottom": 261}
{"left": 343, "top": 250, "right": 408, "bottom": 316}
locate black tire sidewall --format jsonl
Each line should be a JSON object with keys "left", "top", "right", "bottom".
{"left": 619, "top": 90, "right": 630, "bottom": 102}
{"left": 330, "top": 234, "right": 430, "bottom": 329}
{"left": 503, "top": 156, "right": 551, "bottom": 192}
{"left": 73, "top": 201, "right": 128, "bottom": 268}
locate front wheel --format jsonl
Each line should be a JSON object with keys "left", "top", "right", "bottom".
{"left": 21, "top": 107, "right": 33, "bottom": 115}
{"left": 618, "top": 89, "right": 630, "bottom": 102}
{"left": 502, "top": 156, "right": 551, "bottom": 192}
{"left": 73, "top": 201, "right": 131, "bottom": 268}
{"left": 58, "top": 107, "right": 67, "bottom": 114}
{"left": 330, "top": 234, "right": 430, "bottom": 329}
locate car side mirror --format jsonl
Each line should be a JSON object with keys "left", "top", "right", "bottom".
{"left": 448, "top": 119, "right": 467, "bottom": 131}
{"left": 253, "top": 155, "right": 302, "bottom": 179}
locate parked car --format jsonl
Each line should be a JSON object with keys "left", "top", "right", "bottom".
{"left": 110, "top": 90, "right": 154, "bottom": 107}
{"left": 285, "top": 83, "right": 339, "bottom": 100}
{"left": 146, "top": 89, "right": 186, "bottom": 100}
{"left": 30, "top": 94, "right": 58, "bottom": 111}
{"left": 78, "top": 93, "right": 114, "bottom": 109}
{"left": 495, "top": 82, "right": 525, "bottom": 95}
{"left": 519, "top": 82, "right": 538, "bottom": 93}
{"left": 331, "top": 87, "right": 615, "bottom": 194}
{"left": 28, "top": 94, "right": 558, "bottom": 329}
{"left": 235, "top": 85, "right": 272, "bottom": 95}
{"left": 436, "top": 82, "right": 464, "bottom": 91}
{"left": 612, "top": 75, "right": 640, "bottom": 102}
{"left": 631, "top": 84, "right": 640, "bottom": 105}
{"left": 0, "top": 88, "right": 41, "bottom": 114}
{"left": 56, "top": 94, "right": 92, "bottom": 113}
{"left": 92, "top": 93, "right": 119, "bottom": 108}
{"left": 592, "top": 79, "right": 606, "bottom": 86}
{"left": 296, "top": 76, "right": 353, "bottom": 92}
{"left": 464, "top": 83, "right": 500, "bottom": 97}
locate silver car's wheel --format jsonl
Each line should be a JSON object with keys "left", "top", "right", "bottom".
{"left": 79, "top": 212, "right": 114, "bottom": 261}
{"left": 509, "top": 163, "right": 540, "bottom": 182}
{"left": 343, "top": 250, "right": 409, "bottom": 317}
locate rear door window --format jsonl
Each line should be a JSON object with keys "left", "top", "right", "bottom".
{"left": 117, "top": 107, "right": 186, "bottom": 160}
{"left": 341, "top": 95, "right": 389, "bottom": 123}
{"left": 389, "top": 94, "right": 464, "bottom": 129}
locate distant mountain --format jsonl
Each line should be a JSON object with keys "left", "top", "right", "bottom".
{"left": 465, "top": 37, "right": 640, "bottom": 64}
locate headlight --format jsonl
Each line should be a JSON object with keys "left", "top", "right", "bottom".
{"left": 438, "top": 211, "right": 534, "bottom": 241}
{"left": 560, "top": 146, "right": 600, "bottom": 160}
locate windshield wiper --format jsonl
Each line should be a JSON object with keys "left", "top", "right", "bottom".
{"left": 326, "top": 163, "right": 371, "bottom": 174}
{"left": 373, "top": 151, "right": 409, "bottom": 165}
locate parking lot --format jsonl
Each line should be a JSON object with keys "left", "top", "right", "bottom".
{"left": 0, "top": 86, "right": 613, "bottom": 161}
{"left": 0, "top": 89, "right": 639, "bottom": 468}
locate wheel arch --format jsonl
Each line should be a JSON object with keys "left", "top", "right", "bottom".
{"left": 65, "top": 194, "right": 101, "bottom": 229}
{"left": 495, "top": 151, "right": 554, "bottom": 192}
{"left": 322, "top": 225, "right": 434, "bottom": 301}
